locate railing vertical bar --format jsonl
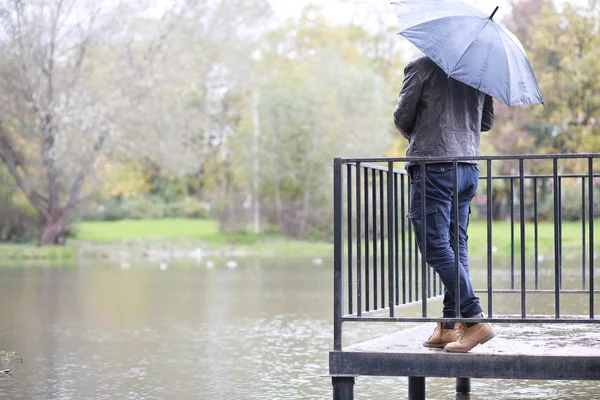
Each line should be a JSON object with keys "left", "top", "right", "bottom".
{"left": 582, "top": 175, "right": 587, "bottom": 290}
{"left": 415, "top": 228, "right": 419, "bottom": 301}
{"left": 534, "top": 177, "right": 539, "bottom": 290}
{"left": 433, "top": 263, "right": 437, "bottom": 297}
{"left": 428, "top": 260, "right": 432, "bottom": 299}
{"left": 553, "top": 158, "right": 561, "bottom": 319}
{"left": 394, "top": 173, "right": 400, "bottom": 305}
{"left": 408, "top": 172, "right": 413, "bottom": 303}
{"left": 333, "top": 158, "right": 343, "bottom": 351}
{"left": 589, "top": 158, "right": 595, "bottom": 319}
{"left": 510, "top": 178, "right": 515, "bottom": 290}
{"left": 380, "top": 170, "right": 386, "bottom": 309}
{"left": 559, "top": 176, "right": 563, "bottom": 290}
{"left": 346, "top": 164, "right": 353, "bottom": 315}
{"left": 421, "top": 161, "right": 427, "bottom": 317}
{"left": 387, "top": 163, "right": 395, "bottom": 316}
{"left": 364, "top": 168, "right": 370, "bottom": 314}
{"left": 355, "top": 163, "right": 362, "bottom": 317}
{"left": 372, "top": 169, "right": 378, "bottom": 310}
{"left": 519, "top": 159, "right": 526, "bottom": 318}
{"left": 401, "top": 174, "right": 407, "bottom": 304}
{"left": 487, "top": 160, "right": 493, "bottom": 318}
{"left": 453, "top": 161, "right": 460, "bottom": 318}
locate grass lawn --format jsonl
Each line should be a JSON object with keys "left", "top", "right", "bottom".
{"left": 1, "top": 218, "right": 596, "bottom": 263}
{"left": 0, "top": 244, "right": 77, "bottom": 263}
{"left": 73, "top": 218, "right": 221, "bottom": 242}
{"left": 468, "top": 219, "right": 595, "bottom": 257}
{"left": 71, "top": 218, "right": 333, "bottom": 258}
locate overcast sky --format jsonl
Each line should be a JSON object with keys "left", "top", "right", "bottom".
{"left": 269, "top": 0, "right": 590, "bottom": 28}
{"left": 269, "top": 0, "right": 513, "bottom": 26}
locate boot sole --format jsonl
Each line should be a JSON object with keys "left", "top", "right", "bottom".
{"left": 423, "top": 343, "right": 450, "bottom": 349}
{"left": 444, "top": 331, "right": 497, "bottom": 353}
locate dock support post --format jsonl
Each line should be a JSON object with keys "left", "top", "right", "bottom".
{"left": 456, "top": 378, "right": 471, "bottom": 395}
{"left": 332, "top": 376, "right": 355, "bottom": 400}
{"left": 408, "top": 376, "right": 425, "bottom": 400}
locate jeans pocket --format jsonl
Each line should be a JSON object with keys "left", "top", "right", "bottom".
{"left": 425, "top": 163, "right": 453, "bottom": 175}
{"left": 408, "top": 204, "right": 445, "bottom": 249}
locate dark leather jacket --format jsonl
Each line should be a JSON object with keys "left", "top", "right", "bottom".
{"left": 393, "top": 57, "right": 494, "bottom": 164}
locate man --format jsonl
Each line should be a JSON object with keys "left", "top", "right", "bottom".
{"left": 393, "top": 56, "right": 495, "bottom": 353}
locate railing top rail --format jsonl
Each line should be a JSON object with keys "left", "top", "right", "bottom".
{"left": 337, "top": 153, "right": 600, "bottom": 164}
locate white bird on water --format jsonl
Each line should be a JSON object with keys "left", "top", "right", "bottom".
{"left": 159, "top": 262, "right": 168, "bottom": 271}
{"left": 226, "top": 260, "right": 238, "bottom": 269}
{"left": 206, "top": 261, "right": 215, "bottom": 269}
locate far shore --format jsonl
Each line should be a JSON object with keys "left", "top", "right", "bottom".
{"left": 0, "top": 218, "right": 597, "bottom": 265}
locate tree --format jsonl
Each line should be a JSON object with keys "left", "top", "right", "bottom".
{"left": 0, "top": 0, "right": 121, "bottom": 244}
{"left": 230, "top": 10, "right": 396, "bottom": 237}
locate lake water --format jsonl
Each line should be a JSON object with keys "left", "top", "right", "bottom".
{"left": 0, "top": 256, "right": 599, "bottom": 399}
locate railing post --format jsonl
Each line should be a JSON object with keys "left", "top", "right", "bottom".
{"left": 589, "top": 157, "right": 595, "bottom": 318}
{"left": 510, "top": 177, "right": 515, "bottom": 289}
{"left": 534, "top": 176, "right": 539, "bottom": 290}
{"left": 356, "top": 163, "right": 362, "bottom": 317}
{"left": 334, "top": 158, "right": 343, "bottom": 351}
{"left": 346, "top": 165, "right": 353, "bottom": 315}
{"left": 582, "top": 174, "right": 587, "bottom": 290}
{"left": 519, "top": 158, "right": 527, "bottom": 318}
{"left": 420, "top": 161, "right": 427, "bottom": 317}
{"left": 372, "top": 169, "right": 378, "bottom": 310}
{"left": 380, "top": 170, "right": 385, "bottom": 309}
{"left": 453, "top": 161, "right": 460, "bottom": 318}
{"left": 487, "top": 159, "right": 493, "bottom": 317}
{"left": 387, "top": 162, "right": 395, "bottom": 316}
{"left": 553, "top": 158, "right": 561, "bottom": 318}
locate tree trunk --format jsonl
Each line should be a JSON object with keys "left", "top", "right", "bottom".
{"left": 40, "top": 211, "right": 70, "bottom": 246}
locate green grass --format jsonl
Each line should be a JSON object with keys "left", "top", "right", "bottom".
{"left": 2, "top": 218, "right": 594, "bottom": 264}
{"left": 468, "top": 219, "right": 596, "bottom": 256}
{"left": 73, "top": 218, "right": 220, "bottom": 242}
{"left": 0, "top": 244, "right": 77, "bottom": 264}
{"left": 71, "top": 218, "right": 332, "bottom": 258}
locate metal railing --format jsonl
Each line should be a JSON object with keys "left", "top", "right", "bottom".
{"left": 333, "top": 154, "right": 600, "bottom": 351}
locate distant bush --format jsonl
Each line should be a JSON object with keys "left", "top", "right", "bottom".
{"left": 0, "top": 169, "right": 41, "bottom": 242}
{"left": 76, "top": 195, "right": 210, "bottom": 221}
{"left": 0, "top": 204, "right": 40, "bottom": 243}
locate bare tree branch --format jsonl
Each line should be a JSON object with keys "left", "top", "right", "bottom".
{"left": 0, "top": 121, "right": 49, "bottom": 218}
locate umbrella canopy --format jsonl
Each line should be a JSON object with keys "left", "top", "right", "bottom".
{"left": 392, "top": 0, "right": 543, "bottom": 106}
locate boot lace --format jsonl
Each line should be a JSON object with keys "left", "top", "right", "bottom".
{"left": 428, "top": 323, "right": 441, "bottom": 339}
{"left": 456, "top": 323, "right": 466, "bottom": 343}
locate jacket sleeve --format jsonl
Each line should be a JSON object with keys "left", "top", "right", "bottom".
{"left": 481, "top": 95, "right": 494, "bottom": 132}
{"left": 393, "top": 62, "right": 423, "bottom": 139}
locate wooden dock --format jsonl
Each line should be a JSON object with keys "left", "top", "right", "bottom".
{"left": 329, "top": 323, "right": 600, "bottom": 399}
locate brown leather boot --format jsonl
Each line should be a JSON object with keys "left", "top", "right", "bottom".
{"left": 423, "top": 322, "right": 458, "bottom": 348}
{"left": 444, "top": 322, "right": 496, "bottom": 353}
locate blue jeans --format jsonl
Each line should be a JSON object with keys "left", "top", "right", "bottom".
{"left": 408, "top": 163, "right": 482, "bottom": 318}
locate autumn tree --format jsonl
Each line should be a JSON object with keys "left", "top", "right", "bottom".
{"left": 0, "top": 0, "right": 123, "bottom": 244}
{"left": 230, "top": 10, "right": 396, "bottom": 237}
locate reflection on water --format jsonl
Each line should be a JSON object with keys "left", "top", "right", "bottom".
{"left": 0, "top": 257, "right": 599, "bottom": 399}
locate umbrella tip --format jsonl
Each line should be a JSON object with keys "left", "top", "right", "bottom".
{"left": 490, "top": 6, "right": 499, "bottom": 19}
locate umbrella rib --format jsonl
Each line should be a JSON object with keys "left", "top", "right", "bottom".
{"left": 493, "top": 23, "right": 544, "bottom": 105}
{"left": 492, "top": 22, "right": 513, "bottom": 105}
{"left": 448, "top": 18, "right": 490, "bottom": 77}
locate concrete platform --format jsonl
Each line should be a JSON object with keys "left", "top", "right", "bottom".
{"left": 329, "top": 323, "right": 600, "bottom": 380}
